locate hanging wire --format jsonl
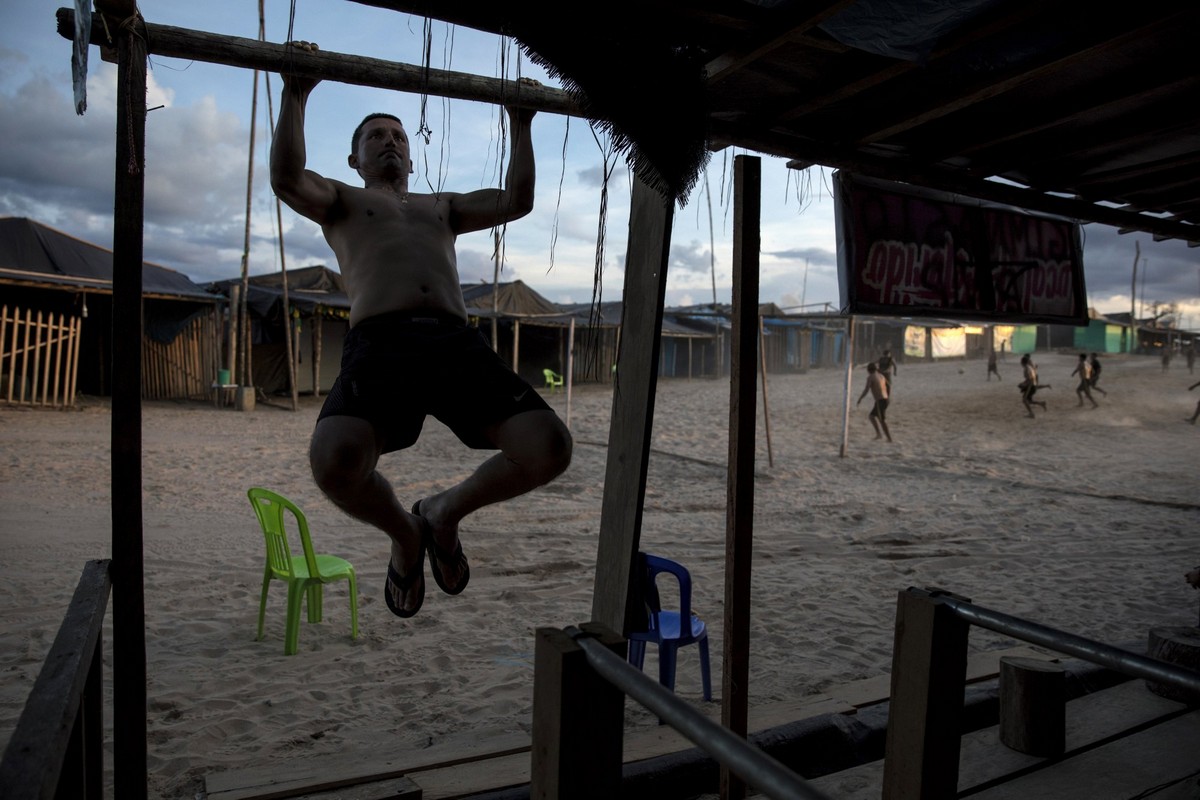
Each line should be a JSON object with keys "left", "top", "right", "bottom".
{"left": 579, "top": 124, "right": 618, "bottom": 378}
{"left": 547, "top": 116, "right": 570, "bottom": 273}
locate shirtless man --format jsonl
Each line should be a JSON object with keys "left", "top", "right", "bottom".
{"left": 270, "top": 49, "right": 572, "bottom": 618}
{"left": 856, "top": 362, "right": 892, "bottom": 442}
{"left": 1019, "top": 353, "right": 1048, "bottom": 418}
{"left": 1072, "top": 353, "right": 1099, "bottom": 408}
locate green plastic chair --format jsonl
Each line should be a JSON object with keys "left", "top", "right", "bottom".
{"left": 248, "top": 487, "right": 359, "bottom": 655}
{"left": 543, "top": 368, "right": 564, "bottom": 393}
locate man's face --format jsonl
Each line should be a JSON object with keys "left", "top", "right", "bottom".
{"left": 350, "top": 118, "right": 410, "bottom": 179}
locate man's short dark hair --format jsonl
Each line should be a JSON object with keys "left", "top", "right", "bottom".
{"left": 351, "top": 113, "right": 402, "bottom": 154}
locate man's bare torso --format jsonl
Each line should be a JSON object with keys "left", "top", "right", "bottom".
{"left": 323, "top": 183, "right": 469, "bottom": 327}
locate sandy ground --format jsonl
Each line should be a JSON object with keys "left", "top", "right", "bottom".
{"left": 1, "top": 350, "right": 1197, "bottom": 798}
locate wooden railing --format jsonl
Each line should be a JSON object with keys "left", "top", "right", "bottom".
{"left": 883, "top": 587, "right": 1200, "bottom": 798}
{"left": 532, "top": 622, "right": 833, "bottom": 799}
{"left": 0, "top": 305, "right": 81, "bottom": 408}
{"left": 0, "top": 560, "right": 112, "bottom": 799}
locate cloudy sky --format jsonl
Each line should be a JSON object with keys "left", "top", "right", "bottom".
{"left": 3, "top": 2, "right": 1197, "bottom": 325}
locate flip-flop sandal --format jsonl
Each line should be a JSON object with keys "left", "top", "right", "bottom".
{"left": 413, "top": 500, "right": 470, "bottom": 596}
{"left": 384, "top": 541, "right": 425, "bottom": 618}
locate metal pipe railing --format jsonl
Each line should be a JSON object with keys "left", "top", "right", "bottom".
{"left": 564, "top": 626, "right": 832, "bottom": 800}
{"left": 933, "top": 592, "right": 1200, "bottom": 695}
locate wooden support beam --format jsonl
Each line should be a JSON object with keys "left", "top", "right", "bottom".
{"left": 530, "top": 624, "right": 625, "bottom": 799}
{"left": 720, "top": 154, "right": 761, "bottom": 800}
{"left": 110, "top": 21, "right": 149, "bottom": 799}
{"left": 591, "top": 175, "right": 674, "bottom": 636}
{"left": 882, "top": 588, "right": 972, "bottom": 800}
{"left": 56, "top": 8, "right": 581, "bottom": 116}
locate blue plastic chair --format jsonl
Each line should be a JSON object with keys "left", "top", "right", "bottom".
{"left": 248, "top": 487, "right": 359, "bottom": 655}
{"left": 627, "top": 552, "right": 712, "bottom": 701}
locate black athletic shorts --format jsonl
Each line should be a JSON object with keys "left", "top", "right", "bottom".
{"left": 317, "top": 310, "right": 551, "bottom": 452}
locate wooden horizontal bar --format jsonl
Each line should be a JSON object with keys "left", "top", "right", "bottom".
{"left": 55, "top": 7, "right": 583, "bottom": 117}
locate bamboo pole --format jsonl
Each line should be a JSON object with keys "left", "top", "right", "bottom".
{"left": 33, "top": 310, "right": 45, "bottom": 405}
{"left": 757, "top": 314, "right": 773, "bottom": 468}
{"left": 313, "top": 313, "right": 323, "bottom": 397}
{"left": 0, "top": 305, "right": 9, "bottom": 403}
{"left": 50, "top": 313, "right": 64, "bottom": 407}
{"left": 839, "top": 316, "right": 857, "bottom": 458}
{"left": 513, "top": 319, "right": 521, "bottom": 373}
{"left": 68, "top": 314, "right": 81, "bottom": 407}
{"left": 57, "top": 8, "right": 579, "bottom": 117}
{"left": 492, "top": 231, "right": 501, "bottom": 352}
{"left": 566, "top": 316, "right": 576, "bottom": 428}
{"left": 238, "top": 67, "right": 258, "bottom": 392}
{"left": 18, "top": 307, "right": 31, "bottom": 404}
{"left": 1130, "top": 241, "right": 1140, "bottom": 354}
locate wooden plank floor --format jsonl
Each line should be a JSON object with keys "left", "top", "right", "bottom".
{"left": 204, "top": 645, "right": 1050, "bottom": 799}
{"left": 807, "top": 680, "right": 1196, "bottom": 800}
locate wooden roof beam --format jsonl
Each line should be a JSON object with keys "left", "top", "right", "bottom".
{"left": 707, "top": 120, "right": 1200, "bottom": 245}
{"left": 702, "top": 0, "right": 856, "bottom": 84}
{"left": 852, "top": 10, "right": 1191, "bottom": 146}
{"left": 777, "top": 0, "right": 1045, "bottom": 122}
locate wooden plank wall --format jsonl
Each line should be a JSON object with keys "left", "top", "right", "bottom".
{"left": 0, "top": 305, "right": 82, "bottom": 408}
{"left": 141, "top": 309, "right": 221, "bottom": 401}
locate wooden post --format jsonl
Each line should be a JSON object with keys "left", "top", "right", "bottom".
{"left": 565, "top": 317, "right": 575, "bottom": 428}
{"left": 111, "top": 15, "right": 148, "bottom": 797}
{"left": 998, "top": 656, "right": 1065, "bottom": 756}
{"left": 721, "top": 154, "right": 760, "bottom": 800}
{"left": 840, "top": 315, "right": 856, "bottom": 458}
{"left": 882, "top": 588, "right": 971, "bottom": 800}
{"left": 757, "top": 314, "right": 773, "bottom": 468}
{"left": 312, "top": 313, "right": 322, "bottom": 398}
{"left": 591, "top": 175, "right": 673, "bottom": 635}
{"left": 530, "top": 624, "right": 625, "bottom": 799}
{"left": 492, "top": 230, "right": 501, "bottom": 352}
{"left": 1146, "top": 626, "right": 1200, "bottom": 704}
{"left": 513, "top": 319, "right": 521, "bottom": 374}
{"left": 228, "top": 285, "right": 240, "bottom": 400}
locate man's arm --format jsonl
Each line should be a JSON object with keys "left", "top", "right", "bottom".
{"left": 270, "top": 64, "right": 339, "bottom": 225}
{"left": 857, "top": 382, "right": 870, "bottom": 405}
{"left": 450, "top": 101, "right": 537, "bottom": 233}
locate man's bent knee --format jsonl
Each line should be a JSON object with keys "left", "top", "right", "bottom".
{"left": 309, "top": 417, "right": 380, "bottom": 499}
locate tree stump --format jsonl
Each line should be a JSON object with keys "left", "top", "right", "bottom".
{"left": 1146, "top": 626, "right": 1200, "bottom": 705}
{"left": 998, "top": 656, "right": 1065, "bottom": 756}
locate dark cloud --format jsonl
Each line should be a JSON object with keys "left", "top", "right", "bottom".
{"left": 768, "top": 245, "right": 837, "bottom": 269}
{"left": 668, "top": 239, "right": 714, "bottom": 275}
{"left": 1080, "top": 224, "right": 1197, "bottom": 308}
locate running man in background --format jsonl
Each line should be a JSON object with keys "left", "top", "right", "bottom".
{"left": 987, "top": 347, "right": 1001, "bottom": 381}
{"left": 1072, "top": 353, "right": 1099, "bottom": 408}
{"left": 856, "top": 362, "right": 893, "bottom": 442}
{"left": 1019, "top": 354, "right": 1049, "bottom": 418}
{"left": 1088, "top": 352, "right": 1108, "bottom": 397}
{"left": 876, "top": 348, "right": 897, "bottom": 393}
{"left": 1188, "top": 379, "right": 1200, "bottom": 424}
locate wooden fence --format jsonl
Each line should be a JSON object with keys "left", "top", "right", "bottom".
{"left": 142, "top": 308, "right": 222, "bottom": 401}
{"left": 1, "top": 305, "right": 82, "bottom": 408}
